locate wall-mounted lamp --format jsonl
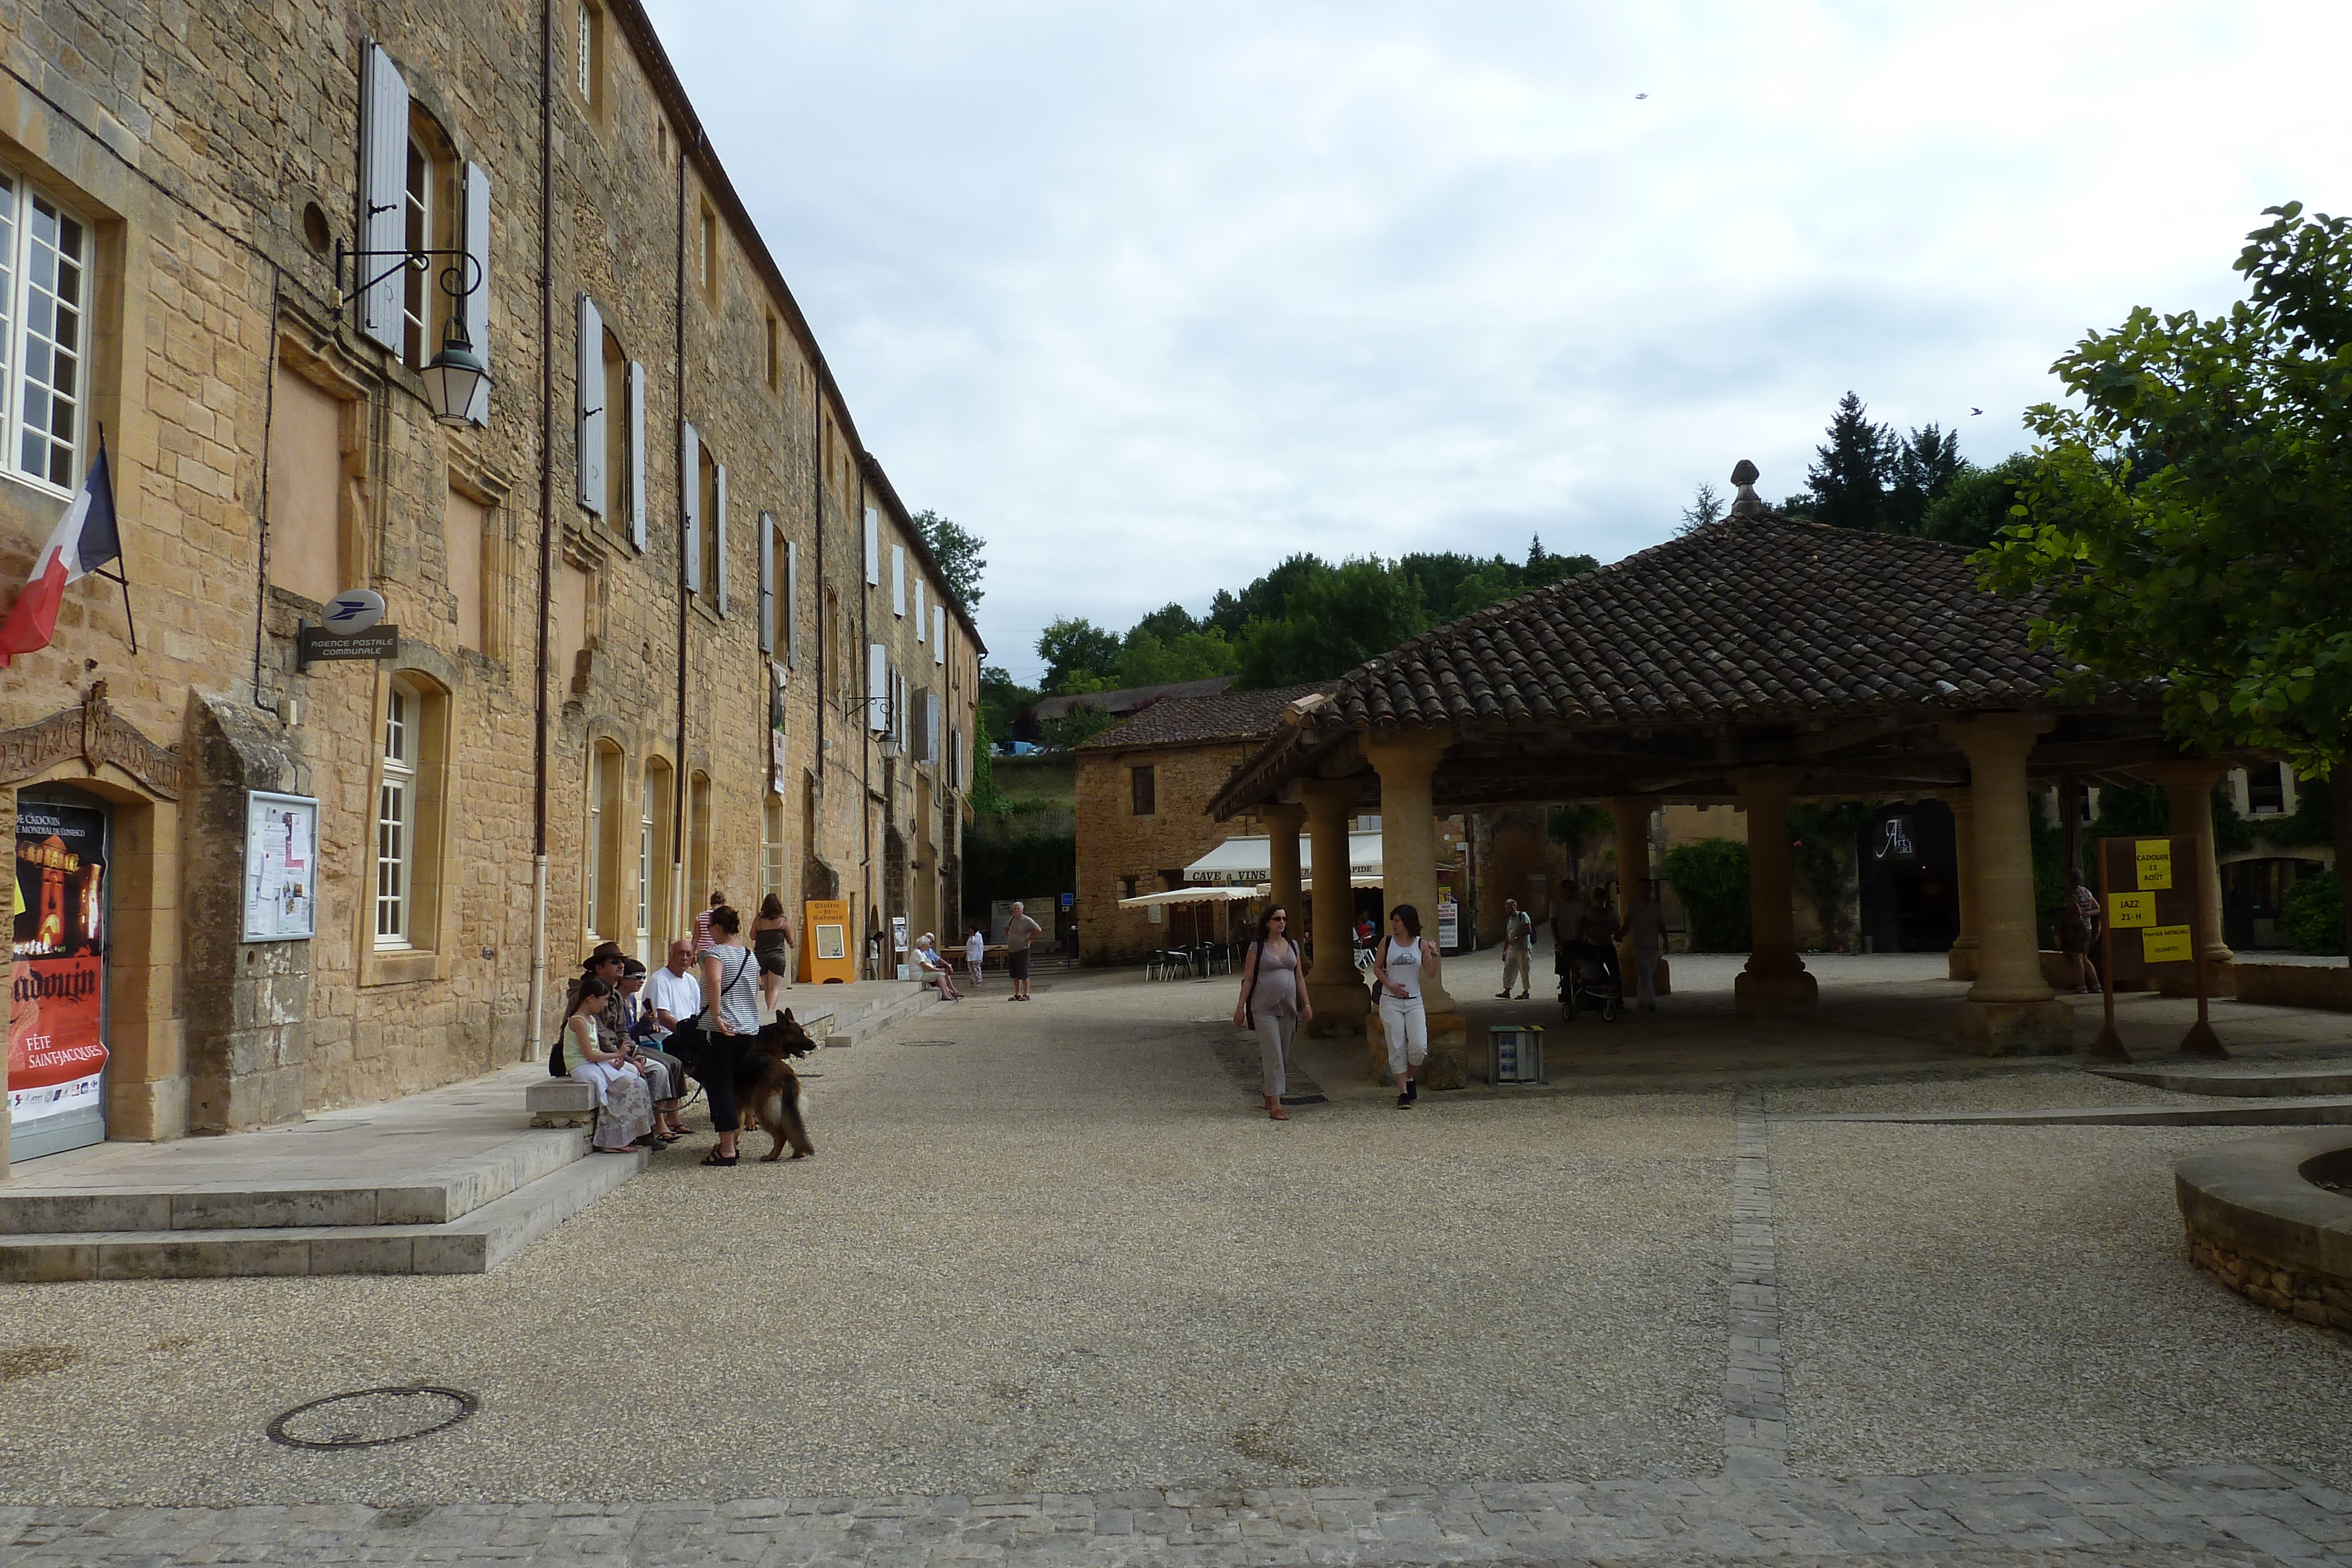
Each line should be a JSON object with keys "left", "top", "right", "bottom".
{"left": 334, "top": 239, "right": 492, "bottom": 425}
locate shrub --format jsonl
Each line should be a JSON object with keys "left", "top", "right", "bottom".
{"left": 1664, "top": 838, "right": 1750, "bottom": 952}
{"left": 2284, "top": 870, "right": 2344, "bottom": 956}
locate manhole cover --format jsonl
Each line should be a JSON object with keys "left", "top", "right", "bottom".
{"left": 266, "top": 1386, "right": 477, "bottom": 1450}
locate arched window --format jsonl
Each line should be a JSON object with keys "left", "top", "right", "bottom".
{"left": 376, "top": 677, "right": 417, "bottom": 946}
{"left": 585, "top": 739, "right": 623, "bottom": 941}
{"left": 403, "top": 109, "right": 457, "bottom": 370}
{"left": 687, "top": 771, "right": 713, "bottom": 916}
{"left": 763, "top": 795, "right": 786, "bottom": 907}
{"left": 639, "top": 759, "right": 673, "bottom": 959}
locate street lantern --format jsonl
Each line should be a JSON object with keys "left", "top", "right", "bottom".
{"left": 335, "top": 238, "right": 490, "bottom": 425}
{"left": 417, "top": 320, "right": 490, "bottom": 427}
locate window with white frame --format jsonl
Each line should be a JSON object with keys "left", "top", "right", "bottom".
{"left": 638, "top": 784, "right": 654, "bottom": 944}
{"left": 0, "top": 170, "right": 92, "bottom": 492}
{"left": 376, "top": 679, "right": 420, "bottom": 947}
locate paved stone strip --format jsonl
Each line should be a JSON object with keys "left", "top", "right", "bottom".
{"left": 1726, "top": 1091, "right": 1788, "bottom": 1478}
{"left": 3, "top": 1466, "right": 2345, "bottom": 1566}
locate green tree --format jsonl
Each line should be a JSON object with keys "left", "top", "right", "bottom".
{"left": 1663, "top": 839, "right": 1751, "bottom": 952}
{"left": 1914, "top": 454, "right": 2033, "bottom": 548}
{"left": 1677, "top": 482, "right": 1725, "bottom": 535}
{"left": 1545, "top": 804, "right": 1612, "bottom": 868}
{"left": 1885, "top": 424, "right": 1962, "bottom": 533}
{"left": 1798, "top": 391, "right": 1895, "bottom": 530}
{"left": 978, "top": 665, "right": 1038, "bottom": 747}
{"left": 909, "top": 509, "right": 985, "bottom": 608}
{"left": 1129, "top": 602, "right": 1200, "bottom": 643}
{"left": 1111, "top": 627, "right": 1240, "bottom": 687}
{"left": 2285, "top": 871, "right": 2344, "bottom": 955}
{"left": 1040, "top": 706, "right": 1120, "bottom": 748}
{"left": 1207, "top": 553, "right": 1326, "bottom": 638}
{"left": 1979, "top": 203, "right": 2352, "bottom": 955}
{"left": 1789, "top": 803, "right": 1869, "bottom": 949}
{"left": 1234, "top": 557, "right": 1429, "bottom": 687}
{"left": 1524, "top": 534, "right": 1596, "bottom": 588}
{"left": 1036, "top": 617, "right": 1122, "bottom": 694}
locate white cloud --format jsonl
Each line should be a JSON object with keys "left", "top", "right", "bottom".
{"left": 643, "top": 0, "right": 2352, "bottom": 684}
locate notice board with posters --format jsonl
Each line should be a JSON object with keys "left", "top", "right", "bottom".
{"left": 242, "top": 791, "right": 318, "bottom": 941}
{"left": 10, "top": 797, "right": 110, "bottom": 1156}
{"left": 2098, "top": 834, "right": 2198, "bottom": 988}
{"left": 800, "top": 899, "right": 855, "bottom": 984}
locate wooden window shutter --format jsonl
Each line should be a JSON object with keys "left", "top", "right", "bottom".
{"left": 784, "top": 538, "right": 800, "bottom": 667}
{"left": 462, "top": 163, "right": 492, "bottom": 424}
{"left": 625, "top": 362, "right": 647, "bottom": 550}
{"left": 357, "top": 42, "right": 409, "bottom": 352}
{"left": 576, "top": 295, "right": 606, "bottom": 514}
{"left": 680, "top": 422, "right": 701, "bottom": 594}
{"left": 713, "top": 464, "right": 730, "bottom": 616}
{"left": 757, "top": 511, "right": 775, "bottom": 654}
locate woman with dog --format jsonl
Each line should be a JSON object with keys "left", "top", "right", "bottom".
{"left": 1373, "top": 904, "right": 1441, "bottom": 1111}
{"left": 696, "top": 904, "right": 764, "bottom": 1168}
{"left": 561, "top": 978, "right": 656, "bottom": 1152}
{"left": 1232, "top": 905, "right": 1312, "bottom": 1121}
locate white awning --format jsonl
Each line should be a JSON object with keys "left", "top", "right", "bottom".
{"left": 1116, "top": 885, "right": 1264, "bottom": 910}
{"left": 1184, "top": 831, "right": 1388, "bottom": 885}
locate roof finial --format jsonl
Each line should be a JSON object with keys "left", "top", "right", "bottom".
{"left": 1728, "top": 459, "right": 1764, "bottom": 517}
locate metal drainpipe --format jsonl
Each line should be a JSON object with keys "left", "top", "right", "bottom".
{"left": 671, "top": 132, "right": 691, "bottom": 934}
{"left": 858, "top": 466, "right": 873, "bottom": 973}
{"left": 250, "top": 265, "right": 283, "bottom": 714}
{"left": 811, "top": 388, "right": 824, "bottom": 891}
{"left": 525, "top": 0, "right": 556, "bottom": 1059}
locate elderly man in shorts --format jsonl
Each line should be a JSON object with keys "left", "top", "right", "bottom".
{"left": 1002, "top": 901, "right": 1043, "bottom": 1002}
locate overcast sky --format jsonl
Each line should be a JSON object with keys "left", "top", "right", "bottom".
{"left": 642, "top": 1, "right": 2352, "bottom": 687}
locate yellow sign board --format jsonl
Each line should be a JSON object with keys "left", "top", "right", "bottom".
{"left": 800, "top": 899, "right": 856, "bottom": 984}
{"left": 2109, "top": 891, "right": 2154, "bottom": 930}
{"left": 2134, "top": 838, "right": 2173, "bottom": 890}
{"left": 2143, "top": 924, "right": 2193, "bottom": 964}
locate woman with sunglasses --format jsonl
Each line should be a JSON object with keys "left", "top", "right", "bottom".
{"left": 1232, "top": 905, "right": 1312, "bottom": 1120}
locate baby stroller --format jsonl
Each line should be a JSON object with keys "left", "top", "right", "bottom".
{"left": 1555, "top": 947, "right": 1621, "bottom": 1022}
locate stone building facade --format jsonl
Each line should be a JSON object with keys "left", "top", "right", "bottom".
{"left": 1, "top": 0, "right": 978, "bottom": 1165}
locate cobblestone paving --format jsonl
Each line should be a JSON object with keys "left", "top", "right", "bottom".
{"left": 1, "top": 1465, "right": 2344, "bottom": 1564}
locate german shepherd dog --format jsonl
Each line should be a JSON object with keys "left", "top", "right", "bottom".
{"left": 737, "top": 1009, "right": 816, "bottom": 1161}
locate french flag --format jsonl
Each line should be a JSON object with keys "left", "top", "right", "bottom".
{"left": 0, "top": 447, "right": 121, "bottom": 667}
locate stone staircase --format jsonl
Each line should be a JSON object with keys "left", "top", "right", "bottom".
{"left": 1, "top": 1067, "right": 640, "bottom": 1282}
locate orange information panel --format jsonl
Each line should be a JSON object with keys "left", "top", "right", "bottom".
{"left": 799, "top": 900, "right": 855, "bottom": 984}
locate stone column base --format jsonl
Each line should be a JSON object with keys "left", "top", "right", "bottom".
{"left": 1365, "top": 1009, "right": 1469, "bottom": 1088}
{"left": 1951, "top": 997, "right": 2074, "bottom": 1055}
{"left": 1733, "top": 969, "right": 1818, "bottom": 1018}
{"left": 1304, "top": 979, "right": 1368, "bottom": 1038}
{"left": 1947, "top": 945, "right": 1980, "bottom": 981}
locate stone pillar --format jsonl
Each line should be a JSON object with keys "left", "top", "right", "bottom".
{"left": 1263, "top": 801, "right": 1305, "bottom": 921}
{"left": 2151, "top": 758, "right": 2236, "bottom": 994}
{"left": 1943, "top": 715, "right": 2071, "bottom": 1053}
{"left": 1609, "top": 794, "right": 1669, "bottom": 995}
{"left": 1364, "top": 730, "right": 1465, "bottom": 1085}
{"left": 1731, "top": 769, "right": 1817, "bottom": 1017}
{"left": 1299, "top": 778, "right": 1365, "bottom": 1038}
{"left": 1946, "top": 788, "right": 1979, "bottom": 981}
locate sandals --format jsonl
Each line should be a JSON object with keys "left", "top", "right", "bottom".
{"left": 699, "top": 1150, "right": 739, "bottom": 1167}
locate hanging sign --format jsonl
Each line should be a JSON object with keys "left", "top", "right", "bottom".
{"left": 2133, "top": 839, "right": 2174, "bottom": 890}
{"left": 297, "top": 624, "right": 400, "bottom": 666}
{"left": 2107, "top": 891, "right": 2155, "bottom": 930}
{"left": 325, "top": 588, "right": 387, "bottom": 634}
{"left": 243, "top": 791, "right": 319, "bottom": 941}
{"left": 2143, "top": 924, "right": 2193, "bottom": 964}
{"left": 9, "top": 801, "right": 109, "bottom": 1128}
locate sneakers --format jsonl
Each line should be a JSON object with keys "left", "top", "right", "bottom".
{"left": 1396, "top": 1092, "right": 1412, "bottom": 1110}
{"left": 1405, "top": 1078, "right": 1419, "bottom": 1103}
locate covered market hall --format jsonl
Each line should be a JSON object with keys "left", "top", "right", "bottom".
{"left": 1207, "top": 479, "right": 2254, "bottom": 1086}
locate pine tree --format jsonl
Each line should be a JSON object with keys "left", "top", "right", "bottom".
{"left": 1676, "top": 482, "right": 1725, "bottom": 535}
{"left": 1802, "top": 392, "right": 1896, "bottom": 530}
{"left": 1885, "top": 424, "right": 1962, "bottom": 534}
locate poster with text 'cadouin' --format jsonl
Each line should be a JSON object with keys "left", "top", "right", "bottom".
{"left": 9, "top": 803, "right": 108, "bottom": 1127}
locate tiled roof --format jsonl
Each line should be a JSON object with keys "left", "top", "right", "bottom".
{"left": 1310, "top": 517, "right": 2083, "bottom": 733}
{"left": 1075, "top": 682, "right": 1339, "bottom": 752}
{"left": 1030, "top": 677, "right": 1234, "bottom": 723}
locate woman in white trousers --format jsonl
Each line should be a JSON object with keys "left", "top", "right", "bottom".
{"left": 1373, "top": 904, "right": 1442, "bottom": 1109}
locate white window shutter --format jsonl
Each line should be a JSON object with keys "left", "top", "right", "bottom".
{"left": 626, "top": 362, "right": 647, "bottom": 550}
{"left": 864, "top": 508, "right": 880, "bottom": 586}
{"left": 929, "top": 691, "right": 941, "bottom": 766}
{"left": 784, "top": 538, "right": 800, "bottom": 667}
{"left": 358, "top": 42, "right": 409, "bottom": 352}
{"left": 680, "top": 422, "right": 701, "bottom": 594}
{"left": 714, "top": 464, "right": 730, "bottom": 616}
{"left": 933, "top": 605, "right": 945, "bottom": 666}
{"left": 892, "top": 546, "right": 906, "bottom": 617}
{"left": 757, "top": 512, "right": 774, "bottom": 654}
{"left": 915, "top": 578, "right": 926, "bottom": 641}
{"left": 462, "top": 163, "right": 491, "bottom": 424}
{"left": 867, "top": 643, "right": 888, "bottom": 732}
{"left": 577, "top": 295, "right": 605, "bottom": 514}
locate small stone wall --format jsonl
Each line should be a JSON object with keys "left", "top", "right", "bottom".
{"left": 2175, "top": 1131, "right": 2352, "bottom": 1332}
{"left": 2234, "top": 962, "right": 2352, "bottom": 1013}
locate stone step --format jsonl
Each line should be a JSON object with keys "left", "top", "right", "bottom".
{"left": 0, "top": 1126, "right": 592, "bottom": 1235}
{"left": 2089, "top": 1065, "right": 2352, "bottom": 1098}
{"left": 821, "top": 984, "right": 947, "bottom": 1048}
{"left": 1773, "top": 1096, "right": 2352, "bottom": 1127}
{"left": 0, "top": 1145, "right": 644, "bottom": 1281}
